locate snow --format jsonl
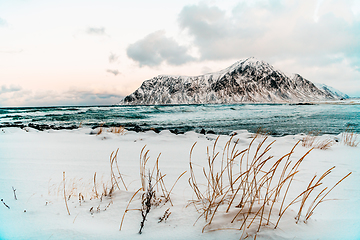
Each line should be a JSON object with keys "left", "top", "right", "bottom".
{"left": 0, "top": 128, "right": 359, "bottom": 240}
{"left": 314, "top": 83, "right": 349, "bottom": 99}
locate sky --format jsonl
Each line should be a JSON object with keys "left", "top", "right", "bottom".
{"left": 0, "top": 0, "right": 359, "bottom": 107}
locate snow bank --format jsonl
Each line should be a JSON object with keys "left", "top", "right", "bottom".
{"left": 0, "top": 128, "right": 359, "bottom": 240}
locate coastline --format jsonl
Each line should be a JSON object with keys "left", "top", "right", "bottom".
{"left": 1, "top": 102, "right": 360, "bottom": 136}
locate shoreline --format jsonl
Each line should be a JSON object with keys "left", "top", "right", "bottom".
{"left": 1, "top": 124, "right": 358, "bottom": 137}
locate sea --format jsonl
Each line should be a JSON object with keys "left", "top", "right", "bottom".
{"left": 1, "top": 102, "right": 359, "bottom": 136}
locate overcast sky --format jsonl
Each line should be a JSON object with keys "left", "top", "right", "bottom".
{"left": 0, "top": 0, "right": 359, "bottom": 107}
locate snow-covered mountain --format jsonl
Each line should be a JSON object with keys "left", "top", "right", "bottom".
{"left": 314, "top": 83, "right": 349, "bottom": 99}
{"left": 119, "top": 57, "right": 344, "bottom": 105}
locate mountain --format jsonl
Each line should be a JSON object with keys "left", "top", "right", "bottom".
{"left": 119, "top": 57, "right": 343, "bottom": 105}
{"left": 314, "top": 83, "right": 349, "bottom": 99}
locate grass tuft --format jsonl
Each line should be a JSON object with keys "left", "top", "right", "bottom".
{"left": 301, "top": 132, "right": 334, "bottom": 150}
{"left": 158, "top": 208, "right": 171, "bottom": 223}
{"left": 120, "top": 145, "right": 186, "bottom": 233}
{"left": 341, "top": 129, "right": 359, "bottom": 147}
{"left": 188, "top": 135, "right": 351, "bottom": 239}
{"left": 108, "top": 126, "right": 126, "bottom": 135}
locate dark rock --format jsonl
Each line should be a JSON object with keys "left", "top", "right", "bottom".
{"left": 150, "top": 128, "right": 160, "bottom": 133}
{"left": 207, "top": 130, "right": 216, "bottom": 135}
{"left": 170, "top": 129, "right": 184, "bottom": 135}
{"left": 133, "top": 125, "right": 143, "bottom": 132}
{"left": 293, "top": 102, "right": 315, "bottom": 105}
{"left": 28, "top": 123, "right": 51, "bottom": 131}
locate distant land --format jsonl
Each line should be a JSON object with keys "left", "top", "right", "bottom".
{"left": 119, "top": 57, "right": 348, "bottom": 105}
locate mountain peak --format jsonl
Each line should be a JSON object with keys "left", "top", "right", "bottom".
{"left": 216, "top": 57, "right": 272, "bottom": 75}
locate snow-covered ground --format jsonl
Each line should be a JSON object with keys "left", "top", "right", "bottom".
{"left": 0, "top": 128, "right": 359, "bottom": 240}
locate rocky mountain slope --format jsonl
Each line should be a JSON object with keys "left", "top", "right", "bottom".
{"left": 119, "top": 57, "right": 344, "bottom": 105}
{"left": 314, "top": 83, "right": 349, "bottom": 99}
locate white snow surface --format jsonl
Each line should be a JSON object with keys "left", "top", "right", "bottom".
{"left": 0, "top": 128, "right": 359, "bottom": 240}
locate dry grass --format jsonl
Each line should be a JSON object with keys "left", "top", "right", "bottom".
{"left": 188, "top": 136, "right": 351, "bottom": 239}
{"left": 120, "top": 145, "right": 186, "bottom": 233}
{"left": 49, "top": 175, "right": 110, "bottom": 200}
{"left": 95, "top": 126, "right": 127, "bottom": 136}
{"left": 108, "top": 126, "right": 126, "bottom": 135}
{"left": 12, "top": 186, "right": 17, "bottom": 200}
{"left": 158, "top": 208, "right": 171, "bottom": 223}
{"left": 139, "top": 172, "right": 155, "bottom": 234}
{"left": 301, "top": 132, "right": 334, "bottom": 150}
{"left": 341, "top": 130, "right": 359, "bottom": 147}
{"left": 63, "top": 172, "right": 71, "bottom": 215}
{"left": 1, "top": 199, "right": 10, "bottom": 209}
{"left": 53, "top": 136, "right": 350, "bottom": 239}
{"left": 53, "top": 149, "right": 128, "bottom": 214}
{"left": 95, "top": 128, "right": 103, "bottom": 135}
{"left": 110, "top": 148, "right": 128, "bottom": 192}
{"left": 252, "top": 127, "right": 270, "bottom": 139}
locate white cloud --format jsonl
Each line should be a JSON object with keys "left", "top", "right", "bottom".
{"left": 0, "top": 85, "right": 22, "bottom": 94}
{"left": 0, "top": 87, "right": 124, "bottom": 107}
{"left": 127, "top": 30, "right": 195, "bottom": 67}
{"left": 177, "top": 1, "right": 360, "bottom": 68}
{"left": 86, "top": 27, "right": 107, "bottom": 36}
{"left": 106, "top": 69, "right": 120, "bottom": 76}
{"left": 108, "top": 52, "right": 119, "bottom": 63}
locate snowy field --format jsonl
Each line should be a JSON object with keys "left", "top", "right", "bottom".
{"left": 0, "top": 127, "right": 359, "bottom": 240}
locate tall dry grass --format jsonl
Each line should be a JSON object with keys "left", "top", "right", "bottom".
{"left": 341, "top": 129, "right": 359, "bottom": 147}
{"left": 301, "top": 132, "right": 334, "bottom": 150}
{"left": 54, "top": 134, "right": 351, "bottom": 239}
{"left": 120, "top": 145, "right": 186, "bottom": 233}
{"left": 188, "top": 135, "right": 351, "bottom": 239}
{"left": 54, "top": 149, "right": 129, "bottom": 218}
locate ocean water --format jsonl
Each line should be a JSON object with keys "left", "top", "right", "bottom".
{"left": 0, "top": 103, "right": 359, "bottom": 136}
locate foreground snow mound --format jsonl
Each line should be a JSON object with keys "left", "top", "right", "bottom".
{"left": 0, "top": 129, "right": 359, "bottom": 240}
{"left": 120, "top": 57, "right": 341, "bottom": 105}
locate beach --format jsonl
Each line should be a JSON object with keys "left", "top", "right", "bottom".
{"left": 1, "top": 127, "right": 359, "bottom": 239}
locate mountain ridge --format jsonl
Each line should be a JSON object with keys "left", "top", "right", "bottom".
{"left": 119, "top": 57, "right": 345, "bottom": 105}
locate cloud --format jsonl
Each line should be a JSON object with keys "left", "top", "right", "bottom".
{"left": 106, "top": 69, "right": 120, "bottom": 76}
{"left": 86, "top": 27, "right": 106, "bottom": 35}
{"left": 0, "top": 17, "right": 6, "bottom": 26}
{"left": 127, "top": 30, "right": 195, "bottom": 67}
{"left": 0, "top": 85, "right": 22, "bottom": 94}
{"left": 0, "top": 87, "right": 124, "bottom": 107}
{"left": 177, "top": 1, "right": 360, "bottom": 68}
{"left": 109, "top": 52, "right": 119, "bottom": 63}
{"left": 65, "top": 89, "right": 124, "bottom": 103}
{"left": 66, "top": 89, "right": 121, "bottom": 98}
{"left": 178, "top": 3, "right": 268, "bottom": 60}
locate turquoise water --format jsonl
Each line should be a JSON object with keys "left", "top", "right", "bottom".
{"left": 0, "top": 103, "right": 359, "bottom": 135}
